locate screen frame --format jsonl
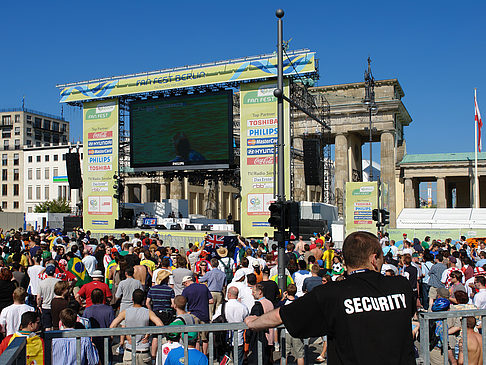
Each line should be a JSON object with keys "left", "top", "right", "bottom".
{"left": 129, "top": 90, "right": 233, "bottom": 171}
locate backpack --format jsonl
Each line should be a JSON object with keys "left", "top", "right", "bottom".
{"left": 219, "top": 258, "right": 234, "bottom": 283}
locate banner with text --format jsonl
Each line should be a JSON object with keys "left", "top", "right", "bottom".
{"left": 240, "top": 80, "right": 290, "bottom": 237}
{"left": 83, "top": 99, "right": 119, "bottom": 230}
{"left": 60, "top": 52, "right": 316, "bottom": 103}
{"left": 345, "top": 182, "right": 379, "bottom": 235}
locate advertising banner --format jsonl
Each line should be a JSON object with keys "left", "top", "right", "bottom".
{"left": 345, "top": 182, "right": 379, "bottom": 235}
{"left": 240, "top": 80, "right": 290, "bottom": 237}
{"left": 60, "top": 52, "right": 316, "bottom": 103}
{"left": 83, "top": 99, "right": 119, "bottom": 230}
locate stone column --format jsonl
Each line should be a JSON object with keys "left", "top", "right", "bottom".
{"left": 380, "top": 131, "right": 397, "bottom": 228}
{"left": 160, "top": 179, "right": 167, "bottom": 201}
{"left": 141, "top": 183, "right": 148, "bottom": 204}
{"left": 437, "top": 177, "right": 446, "bottom": 208}
{"left": 170, "top": 179, "right": 183, "bottom": 199}
{"left": 334, "top": 133, "right": 349, "bottom": 216}
{"left": 404, "top": 178, "right": 416, "bottom": 208}
{"left": 123, "top": 183, "right": 130, "bottom": 203}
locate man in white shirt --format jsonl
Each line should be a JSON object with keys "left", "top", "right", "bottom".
{"left": 82, "top": 250, "right": 97, "bottom": 276}
{"left": 239, "top": 274, "right": 256, "bottom": 311}
{"left": 27, "top": 255, "right": 44, "bottom": 305}
{"left": 474, "top": 275, "right": 486, "bottom": 309}
{"left": 225, "top": 286, "right": 249, "bottom": 365}
{"left": 0, "top": 288, "right": 34, "bottom": 336}
{"left": 226, "top": 271, "right": 246, "bottom": 301}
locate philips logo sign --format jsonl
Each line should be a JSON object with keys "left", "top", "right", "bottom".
{"left": 247, "top": 128, "right": 278, "bottom": 137}
{"left": 89, "top": 156, "right": 112, "bottom": 164}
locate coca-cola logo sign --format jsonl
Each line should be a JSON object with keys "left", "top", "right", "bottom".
{"left": 247, "top": 156, "right": 274, "bottom": 165}
{"left": 88, "top": 131, "right": 113, "bottom": 140}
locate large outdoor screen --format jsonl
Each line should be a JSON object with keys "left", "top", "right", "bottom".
{"left": 130, "top": 91, "right": 233, "bottom": 170}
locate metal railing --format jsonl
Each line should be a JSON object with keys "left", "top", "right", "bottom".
{"left": 0, "top": 337, "right": 26, "bottom": 365}
{"left": 418, "top": 308, "right": 486, "bottom": 365}
{"left": 0, "top": 322, "right": 315, "bottom": 365}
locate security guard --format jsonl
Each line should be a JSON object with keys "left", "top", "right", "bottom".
{"left": 245, "top": 231, "right": 416, "bottom": 365}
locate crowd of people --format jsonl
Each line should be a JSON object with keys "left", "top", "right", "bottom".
{"left": 0, "top": 227, "right": 483, "bottom": 364}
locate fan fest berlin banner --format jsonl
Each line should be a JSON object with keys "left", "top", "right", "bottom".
{"left": 240, "top": 80, "right": 290, "bottom": 237}
{"left": 83, "top": 99, "right": 119, "bottom": 230}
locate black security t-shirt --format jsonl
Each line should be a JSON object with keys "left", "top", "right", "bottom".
{"left": 280, "top": 270, "right": 416, "bottom": 365}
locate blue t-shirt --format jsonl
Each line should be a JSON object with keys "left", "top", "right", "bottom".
{"left": 181, "top": 283, "right": 212, "bottom": 322}
{"left": 83, "top": 304, "right": 115, "bottom": 328}
{"left": 165, "top": 347, "right": 208, "bottom": 365}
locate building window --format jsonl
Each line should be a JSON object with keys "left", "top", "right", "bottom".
{"left": 13, "top": 169, "right": 18, "bottom": 181}
{"left": 3, "top": 141, "right": 9, "bottom": 151}
{"left": 43, "top": 133, "right": 50, "bottom": 143}
{"left": 26, "top": 140, "right": 32, "bottom": 146}
{"left": 35, "top": 142, "right": 40, "bottom": 147}
{"left": 1, "top": 170, "right": 6, "bottom": 181}
{"left": 36, "top": 156, "right": 40, "bottom": 162}
{"left": 58, "top": 186, "right": 62, "bottom": 199}
{"left": 13, "top": 184, "right": 19, "bottom": 196}
{"left": 14, "top": 140, "right": 20, "bottom": 150}
{"left": 28, "top": 207, "right": 32, "bottom": 213}
{"left": 2, "top": 202, "right": 7, "bottom": 209}
{"left": 45, "top": 168, "right": 49, "bottom": 179}
{"left": 53, "top": 154, "right": 58, "bottom": 161}
{"left": 2, "top": 154, "right": 7, "bottom": 166}
{"left": 35, "top": 131, "right": 41, "bottom": 140}
{"left": 43, "top": 120, "right": 50, "bottom": 130}
{"left": 36, "top": 186, "right": 41, "bottom": 200}
{"left": 45, "top": 155, "right": 49, "bottom": 162}
{"left": 26, "top": 115, "right": 31, "bottom": 121}
{"left": 13, "top": 202, "right": 19, "bottom": 209}
{"left": 27, "top": 186, "right": 32, "bottom": 200}
{"left": 36, "top": 169, "right": 41, "bottom": 180}
{"left": 34, "top": 117, "right": 41, "bottom": 128}
{"left": 2, "top": 116, "right": 11, "bottom": 125}
{"left": 45, "top": 186, "right": 49, "bottom": 200}
{"left": 26, "top": 128, "right": 32, "bottom": 136}
{"left": 13, "top": 154, "right": 19, "bottom": 166}
{"left": 14, "top": 127, "right": 20, "bottom": 136}
{"left": 62, "top": 154, "right": 66, "bottom": 161}
{"left": 53, "top": 168, "right": 58, "bottom": 177}
{"left": 2, "top": 185, "right": 7, "bottom": 196}
{"left": 28, "top": 156, "right": 32, "bottom": 163}
{"left": 28, "top": 169, "right": 32, "bottom": 180}
{"left": 14, "top": 115, "right": 20, "bottom": 123}
{"left": 61, "top": 124, "right": 67, "bottom": 132}
{"left": 2, "top": 130, "right": 11, "bottom": 139}
{"left": 52, "top": 122, "right": 59, "bottom": 132}
{"left": 80, "top": 153, "right": 83, "bottom": 160}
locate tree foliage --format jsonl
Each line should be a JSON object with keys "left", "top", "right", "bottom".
{"left": 33, "top": 198, "right": 71, "bottom": 213}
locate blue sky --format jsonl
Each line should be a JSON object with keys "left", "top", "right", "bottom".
{"left": 1, "top": 1, "right": 485, "bottom": 157}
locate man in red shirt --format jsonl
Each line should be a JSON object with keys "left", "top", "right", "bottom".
{"left": 75, "top": 270, "right": 111, "bottom": 307}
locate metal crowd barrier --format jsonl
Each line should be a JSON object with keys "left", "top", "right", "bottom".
{"left": 418, "top": 309, "right": 486, "bottom": 365}
{"left": 0, "top": 337, "right": 26, "bottom": 365}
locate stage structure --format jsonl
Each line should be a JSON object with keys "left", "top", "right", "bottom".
{"left": 57, "top": 50, "right": 330, "bottom": 234}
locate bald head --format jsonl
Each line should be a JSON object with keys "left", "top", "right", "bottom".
{"left": 228, "top": 286, "right": 239, "bottom": 299}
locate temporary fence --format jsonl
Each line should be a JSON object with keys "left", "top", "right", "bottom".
{"left": 418, "top": 308, "right": 486, "bottom": 365}
{"left": 0, "top": 322, "right": 317, "bottom": 365}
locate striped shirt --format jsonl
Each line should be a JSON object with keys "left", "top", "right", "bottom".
{"left": 52, "top": 333, "right": 99, "bottom": 365}
{"left": 147, "top": 284, "right": 175, "bottom": 311}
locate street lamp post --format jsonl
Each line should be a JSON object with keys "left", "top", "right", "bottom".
{"left": 363, "top": 57, "right": 377, "bottom": 182}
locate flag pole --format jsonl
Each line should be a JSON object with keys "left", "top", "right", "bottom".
{"left": 475, "top": 88, "right": 479, "bottom": 208}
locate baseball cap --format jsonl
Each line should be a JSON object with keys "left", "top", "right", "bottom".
{"left": 182, "top": 275, "right": 193, "bottom": 283}
{"left": 167, "top": 318, "right": 198, "bottom": 341}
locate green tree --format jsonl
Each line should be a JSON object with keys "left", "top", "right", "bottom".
{"left": 33, "top": 198, "right": 71, "bottom": 213}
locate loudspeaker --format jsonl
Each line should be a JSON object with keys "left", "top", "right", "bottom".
{"left": 170, "top": 223, "right": 182, "bottom": 230}
{"left": 156, "top": 224, "right": 167, "bottom": 230}
{"left": 185, "top": 224, "right": 196, "bottom": 230}
{"left": 115, "top": 218, "right": 132, "bottom": 228}
{"left": 303, "top": 139, "right": 323, "bottom": 186}
{"left": 201, "top": 224, "right": 212, "bottom": 231}
{"left": 287, "top": 201, "right": 300, "bottom": 238}
{"left": 66, "top": 153, "right": 82, "bottom": 189}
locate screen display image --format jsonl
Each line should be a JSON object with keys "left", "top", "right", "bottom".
{"left": 130, "top": 91, "right": 233, "bottom": 170}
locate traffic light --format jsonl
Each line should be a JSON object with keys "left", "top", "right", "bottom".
{"left": 372, "top": 209, "right": 379, "bottom": 222}
{"left": 380, "top": 209, "right": 390, "bottom": 226}
{"left": 268, "top": 201, "right": 285, "bottom": 229}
